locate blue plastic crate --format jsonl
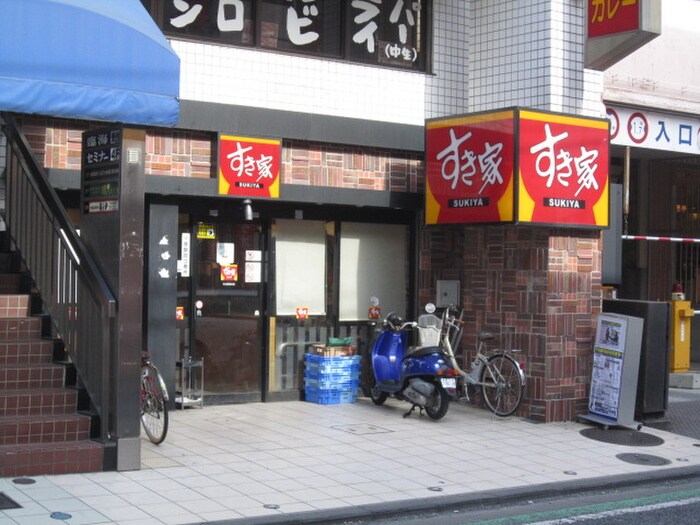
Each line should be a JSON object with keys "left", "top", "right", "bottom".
{"left": 304, "top": 354, "right": 361, "bottom": 375}
{"left": 305, "top": 386, "right": 358, "bottom": 405}
{"left": 304, "top": 367, "right": 360, "bottom": 383}
{"left": 304, "top": 377, "right": 360, "bottom": 390}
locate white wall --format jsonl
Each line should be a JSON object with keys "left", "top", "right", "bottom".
{"left": 603, "top": 0, "right": 700, "bottom": 115}
{"left": 173, "top": 1, "right": 606, "bottom": 128}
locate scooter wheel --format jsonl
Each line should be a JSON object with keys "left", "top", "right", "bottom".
{"left": 425, "top": 386, "right": 449, "bottom": 420}
{"left": 370, "top": 388, "right": 388, "bottom": 406}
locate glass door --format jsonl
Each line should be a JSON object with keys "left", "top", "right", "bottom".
{"left": 190, "top": 219, "right": 264, "bottom": 403}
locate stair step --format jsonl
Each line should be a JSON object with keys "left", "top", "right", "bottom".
{"left": 0, "top": 294, "right": 29, "bottom": 318}
{"left": 0, "top": 388, "right": 78, "bottom": 416}
{"left": 0, "top": 440, "right": 104, "bottom": 477}
{"left": 0, "top": 339, "right": 54, "bottom": 365}
{"left": 0, "top": 273, "right": 29, "bottom": 294}
{"left": 0, "top": 316, "right": 41, "bottom": 338}
{"left": 0, "top": 363, "right": 65, "bottom": 390}
{"left": 0, "top": 413, "right": 92, "bottom": 445}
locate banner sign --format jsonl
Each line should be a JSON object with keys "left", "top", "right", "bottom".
{"left": 426, "top": 108, "right": 610, "bottom": 228}
{"left": 218, "top": 135, "right": 281, "bottom": 198}
{"left": 606, "top": 105, "right": 700, "bottom": 155}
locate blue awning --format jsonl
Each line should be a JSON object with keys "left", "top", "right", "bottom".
{"left": 0, "top": 0, "right": 180, "bottom": 127}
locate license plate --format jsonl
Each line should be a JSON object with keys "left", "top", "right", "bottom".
{"left": 441, "top": 378, "right": 456, "bottom": 389}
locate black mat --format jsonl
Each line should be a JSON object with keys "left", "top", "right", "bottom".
{"left": 616, "top": 453, "right": 672, "bottom": 466}
{"left": 580, "top": 426, "right": 664, "bottom": 446}
{"left": 0, "top": 492, "right": 21, "bottom": 510}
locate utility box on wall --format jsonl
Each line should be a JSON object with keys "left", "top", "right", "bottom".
{"left": 436, "top": 280, "right": 460, "bottom": 307}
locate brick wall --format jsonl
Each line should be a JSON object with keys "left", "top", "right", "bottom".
{"left": 420, "top": 225, "right": 602, "bottom": 422}
{"left": 282, "top": 141, "right": 423, "bottom": 192}
{"left": 19, "top": 119, "right": 421, "bottom": 192}
{"left": 19, "top": 118, "right": 212, "bottom": 178}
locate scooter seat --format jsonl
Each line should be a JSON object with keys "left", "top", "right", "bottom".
{"left": 404, "top": 346, "right": 446, "bottom": 360}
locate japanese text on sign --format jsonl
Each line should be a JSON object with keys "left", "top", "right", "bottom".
{"left": 147, "top": 0, "right": 427, "bottom": 71}
{"left": 218, "top": 135, "right": 281, "bottom": 198}
{"left": 588, "top": 0, "right": 639, "bottom": 38}
{"left": 529, "top": 123, "right": 600, "bottom": 198}
{"left": 607, "top": 105, "right": 700, "bottom": 154}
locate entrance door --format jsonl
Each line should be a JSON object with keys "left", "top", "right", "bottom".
{"left": 191, "top": 219, "right": 264, "bottom": 403}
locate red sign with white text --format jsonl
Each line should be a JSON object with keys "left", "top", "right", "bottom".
{"left": 588, "top": 0, "right": 639, "bottom": 38}
{"left": 425, "top": 109, "right": 610, "bottom": 228}
{"left": 518, "top": 111, "right": 609, "bottom": 226}
{"left": 425, "top": 111, "right": 516, "bottom": 225}
{"left": 218, "top": 135, "right": 281, "bottom": 198}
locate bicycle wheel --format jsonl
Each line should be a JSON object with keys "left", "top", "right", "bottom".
{"left": 141, "top": 364, "right": 169, "bottom": 444}
{"left": 480, "top": 353, "right": 523, "bottom": 417}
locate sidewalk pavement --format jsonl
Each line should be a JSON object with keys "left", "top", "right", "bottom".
{"left": 3, "top": 396, "right": 700, "bottom": 525}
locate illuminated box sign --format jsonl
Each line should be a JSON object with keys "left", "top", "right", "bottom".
{"left": 426, "top": 109, "right": 610, "bottom": 228}
{"left": 218, "top": 135, "right": 281, "bottom": 198}
{"left": 588, "top": 0, "right": 639, "bottom": 38}
{"left": 426, "top": 111, "right": 516, "bottom": 225}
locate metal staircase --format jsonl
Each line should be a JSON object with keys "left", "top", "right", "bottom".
{"left": 0, "top": 112, "right": 117, "bottom": 475}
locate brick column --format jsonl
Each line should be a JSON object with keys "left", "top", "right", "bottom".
{"left": 420, "top": 225, "right": 602, "bottom": 422}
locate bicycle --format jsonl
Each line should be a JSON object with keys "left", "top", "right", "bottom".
{"left": 432, "top": 305, "right": 526, "bottom": 417}
{"left": 141, "top": 352, "right": 169, "bottom": 444}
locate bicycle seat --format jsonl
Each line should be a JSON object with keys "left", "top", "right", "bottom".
{"left": 478, "top": 332, "right": 494, "bottom": 341}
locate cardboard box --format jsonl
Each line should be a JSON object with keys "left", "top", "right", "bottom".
{"left": 311, "top": 344, "right": 357, "bottom": 357}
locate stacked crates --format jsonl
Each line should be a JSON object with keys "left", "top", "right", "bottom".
{"left": 304, "top": 353, "right": 361, "bottom": 404}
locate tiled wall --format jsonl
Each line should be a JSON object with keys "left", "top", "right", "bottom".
{"left": 419, "top": 226, "right": 601, "bottom": 422}
{"left": 468, "top": 0, "right": 604, "bottom": 117}
{"left": 19, "top": 118, "right": 213, "bottom": 179}
{"left": 282, "top": 141, "right": 422, "bottom": 193}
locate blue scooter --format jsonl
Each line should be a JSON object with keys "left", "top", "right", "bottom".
{"left": 368, "top": 311, "right": 458, "bottom": 419}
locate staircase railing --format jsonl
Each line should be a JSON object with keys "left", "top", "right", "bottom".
{"left": 0, "top": 112, "right": 116, "bottom": 443}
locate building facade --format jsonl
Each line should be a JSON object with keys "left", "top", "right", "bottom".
{"left": 12, "top": 0, "right": 648, "bottom": 423}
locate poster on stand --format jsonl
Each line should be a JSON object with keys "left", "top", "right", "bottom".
{"left": 584, "top": 313, "right": 643, "bottom": 429}
{"left": 588, "top": 316, "right": 627, "bottom": 420}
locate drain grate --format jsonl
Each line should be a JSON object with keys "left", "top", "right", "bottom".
{"left": 0, "top": 492, "right": 21, "bottom": 510}
{"left": 616, "top": 453, "right": 671, "bottom": 466}
{"left": 580, "top": 427, "right": 664, "bottom": 446}
{"left": 332, "top": 424, "right": 393, "bottom": 435}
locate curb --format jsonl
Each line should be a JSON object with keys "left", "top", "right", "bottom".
{"left": 203, "top": 463, "right": 700, "bottom": 525}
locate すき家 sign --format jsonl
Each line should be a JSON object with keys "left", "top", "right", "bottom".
{"left": 425, "top": 108, "right": 610, "bottom": 228}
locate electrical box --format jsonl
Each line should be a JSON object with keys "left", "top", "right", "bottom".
{"left": 436, "top": 280, "right": 460, "bottom": 307}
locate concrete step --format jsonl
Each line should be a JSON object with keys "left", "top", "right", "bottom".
{"left": 670, "top": 371, "right": 700, "bottom": 389}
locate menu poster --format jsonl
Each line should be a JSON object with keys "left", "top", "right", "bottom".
{"left": 588, "top": 315, "right": 628, "bottom": 420}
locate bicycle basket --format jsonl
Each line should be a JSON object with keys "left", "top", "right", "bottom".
{"left": 416, "top": 314, "right": 442, "bottom": 347}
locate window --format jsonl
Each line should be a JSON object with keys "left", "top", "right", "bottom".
{"left": 339, "top": 222, "right": 407, "bottom": 321}
{"left": 274, "top": 219, "right": 326, "bottom": 315}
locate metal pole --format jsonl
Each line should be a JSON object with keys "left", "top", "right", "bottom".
{"left": 623, "top": 146, "right": 630, "bottom": 235}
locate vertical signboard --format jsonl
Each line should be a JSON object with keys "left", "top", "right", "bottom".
{"left": 425, "top": 108, "right": 610, "bottom": 228}
{"left": 584, "top": 313, "right": 643, "bottom": 429}
{"left": 218, "top": 134, "right": 281, "bottom": 198}
{"left": 82, "top": 126, "right": 122, "bottom": 214}
{"left": 585, "top": 0, "right": 661, "bottom": 70}
{"left": 588, "top": 0, "right": 640, "bottom": 38}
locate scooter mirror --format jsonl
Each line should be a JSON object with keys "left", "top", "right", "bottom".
{"left": 425, "top": 303, "right": 436, "bottom": 314}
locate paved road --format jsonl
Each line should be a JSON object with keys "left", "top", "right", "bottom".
{"left": 650, "top": 388, "right": 700, "bottom": 440}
